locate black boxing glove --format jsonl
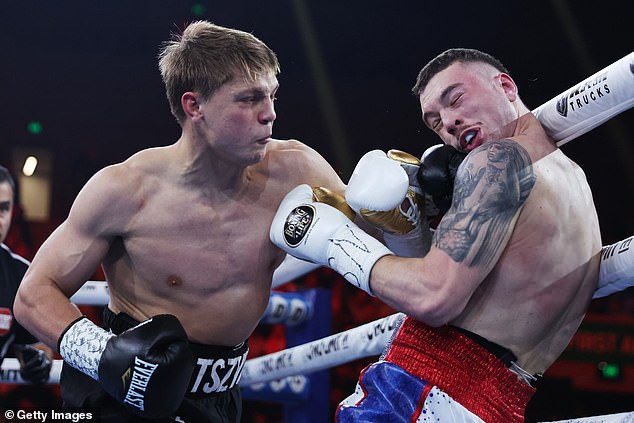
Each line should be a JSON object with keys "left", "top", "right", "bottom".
{"left": 58, "top": 314, "right": 194, "bottom": 418}
{"left": 12, "top": 344, "right": 52, "bottom": 384}
{"left": 417, "top": 144, "right": 467, "bottom": 220}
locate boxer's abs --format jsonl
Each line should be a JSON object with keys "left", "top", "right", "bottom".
{"left": 103, "top": 227, "right": 283, "bottom": 346}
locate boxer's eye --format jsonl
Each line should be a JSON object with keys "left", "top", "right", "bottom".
{"left": 450, "top": 93, "right": 463, "bottom": 106}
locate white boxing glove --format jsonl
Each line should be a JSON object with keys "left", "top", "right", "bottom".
{"left": 346, "top": 149, "right": 431, "bottom": 257}
{"left": 594, "top": 236, "right": 634, "bottom": 299}
{"left": 270, "top": 184, "right": 393, "bottom": 295}
{"left": 346, "top": 150, "right": 409, "bottom": 214}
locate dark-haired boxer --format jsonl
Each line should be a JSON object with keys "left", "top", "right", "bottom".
{"left": 14, "top": 21, "right": 346, "bottom": 422}
{"left": 271, "top": 48, "right": 602, "bottom": 422}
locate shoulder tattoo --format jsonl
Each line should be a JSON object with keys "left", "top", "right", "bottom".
{"left": 433, "top": 140, "right": 536, "bottom": 267}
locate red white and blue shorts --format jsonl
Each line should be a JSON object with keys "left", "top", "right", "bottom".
{"left": 336, "top": 317, "right": 536, "bottom": 423}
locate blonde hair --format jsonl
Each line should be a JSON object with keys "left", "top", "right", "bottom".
{"left": 158, "top": 21, "right": 280, "bottom": 124}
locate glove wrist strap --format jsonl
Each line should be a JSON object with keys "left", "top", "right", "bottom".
{"left": 58, "top": 317, "right": 115, "bottom": 380}
{"left": 327, "top": 223, "right": 393, "bottom": 296}
{"left": 383, "top": 219, "right": 432, "bottom": 258}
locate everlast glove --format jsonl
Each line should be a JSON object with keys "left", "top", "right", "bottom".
{"left": 59, "top": 314, "right": 194, "bottom": 418}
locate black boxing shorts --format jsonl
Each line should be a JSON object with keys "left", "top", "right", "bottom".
{"left": 60, "top": 307, "right": 248, "bottom": 423}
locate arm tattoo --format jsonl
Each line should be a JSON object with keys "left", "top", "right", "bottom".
{"left": 433, "top": 140, "right": 536, "bottom": 267}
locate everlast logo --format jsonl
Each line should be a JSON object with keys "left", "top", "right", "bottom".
{"left": 556, "top": 72, "right": 610, "bottom": 117}
{"left": 190, "top": 349, "right": 249, "bottom": 394}
{"left": 284, "top": 205, "right": 314, "bottom": 247}
{"left": 123, "top": 357, "right": 159, "bottom": 411}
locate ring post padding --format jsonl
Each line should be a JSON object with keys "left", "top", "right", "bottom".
{"left": 241, "top": 375, "right": 311, "bottom": 403}
{"left": 261, "top": 291, "right": 314, "bottom": 326}
{"left": 282, "top": 288, "right": 331, "bottom": 422}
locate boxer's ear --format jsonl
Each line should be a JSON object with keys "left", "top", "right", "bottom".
{"left": 498, "top": 73, "right": 518, "bottom": 102}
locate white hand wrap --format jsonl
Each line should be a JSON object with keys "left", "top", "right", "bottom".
{"left": 271, "top": 184, "right": 393, "bottom": 295}
{"left": 58, "top": 317, "right": 114, "bottom": 380}
{"left": 594, "top": 236, "right": 634, "bottom": 299}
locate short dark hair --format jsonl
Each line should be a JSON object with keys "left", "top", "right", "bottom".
{"left": 0, "top": 165, "right": 16, "bottom": 196}
{"left": 412, "top": 48, "right": 509, "bottom": 96}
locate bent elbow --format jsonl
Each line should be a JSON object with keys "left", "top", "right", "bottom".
{"left": 408, "top": 291, "right": 465, "bottom": 328}
{"left": 13, "top": 275, "right": 44, "bottom": 330}
{"left": 13, "top": 287, "right": 32, "bottom": 327}
{"left": 409, "top": 305, "right": 452, "bottom": 327}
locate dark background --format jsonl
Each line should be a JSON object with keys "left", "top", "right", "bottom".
{"left": 0, "top": 1, "right": 632, "bottom": 420}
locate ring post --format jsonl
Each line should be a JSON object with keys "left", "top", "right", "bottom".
{"left": 282, "top": 288, "right": 332, "bottom": 423}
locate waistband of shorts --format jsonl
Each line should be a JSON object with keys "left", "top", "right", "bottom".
{"left": 103, "top": 306, "right": 249, "bottom": 399}
{"left": 451, "top": 325, "right": 518, "bottom": 367}
{"left": 383, "top": 316, "right": 536, "bottom": 423}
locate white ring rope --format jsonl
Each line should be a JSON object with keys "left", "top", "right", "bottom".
{"left": 68, "top": 280, "right": 109, "bottom": 305}
{"left": 1, "top": 357, "right": 63, "bottom": 385}
{"left": 240, "top": 312, "right": 404, "bottom": 385}
{"left": 533, "top": 51, "right": 634, "bottom": 147}
{"left": 0, "top": 313, "right": 404, "bottom": 385}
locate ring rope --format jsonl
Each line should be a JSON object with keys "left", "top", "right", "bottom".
{"left": 0, "top": 312, "right": 403, "bottom": 385}
{"left": 69, "top": 282, "right": 314, "bottom": 327}
{"left": 533, "top": 51, "right": 634, "bottom": 146}
{"left": 240, "top": 312, "right": 404, "bottom": 385}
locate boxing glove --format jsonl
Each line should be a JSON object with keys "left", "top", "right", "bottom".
{"left": 417, "top": 144, "right": 467, "bottom": 220}
{"left": 312, "top": 186, "right": 357, "bottom": 221}
{"left": 12, "top": 344, "right": 52, "bottom": 384}
{"left": 346, "top": 150, "right": 430, "bottom": 257}
{"left": 270, "top": 184, "right": 393, "bottom": 295}
{"left": 58, "top": 314, "right": 194, "bottom": 418}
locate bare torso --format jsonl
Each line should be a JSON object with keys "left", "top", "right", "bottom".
{"left": 101, "top": 140, "right": 342, "bottom": 346}
{"left": 451, "top": 130, "right": 601, "bottom": 374}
